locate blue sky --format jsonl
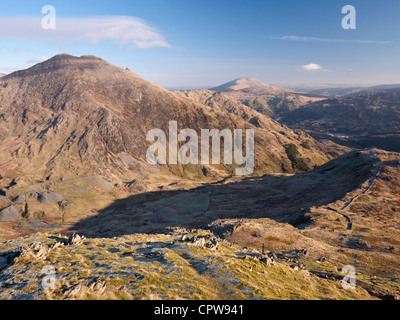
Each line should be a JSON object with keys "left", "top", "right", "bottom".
{"left": 0, "top": 0, "right": 399, "bottom": 88}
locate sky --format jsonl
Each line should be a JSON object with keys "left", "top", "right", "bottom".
{"left": 0, "top": 0, "right": 399, "bottom": 88}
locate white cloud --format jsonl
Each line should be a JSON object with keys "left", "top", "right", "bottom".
{"left": 301, "top": 63, "right": 323, "bottom": 71}
{"left": 273, "top": 35, "right": 392, "bottom": 45}
{"left": 0, "top": 16, "right": 170, "bottom": 49}
{"left": 26, "top": 56, "right": 49, "bottom": 64}
{"left": 0, "top": 66, "right": 20, "bottom": 74}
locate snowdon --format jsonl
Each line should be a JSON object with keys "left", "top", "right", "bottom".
{"left": 146, "top": 121, "right": 255, "bottom": 176}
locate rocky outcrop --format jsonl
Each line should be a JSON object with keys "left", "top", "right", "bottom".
{"left": 0, "top": 205, "right": 20, "bottom": 222}
{"left": 31, "top": 192, "right": 64, "bottom": 204}
{"left": 12, "top": 194, "right": 26, "bottom": 203}
{"left": 66, "top": 233, "right": 86, "bottom": 245}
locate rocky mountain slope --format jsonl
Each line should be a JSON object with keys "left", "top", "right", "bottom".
{"left": 1, "top": 55, "right": 398, "bottom": 300}
{"left": 0, "top": 54, "right": 339, "bottom": 237}
{"left": 210, "top": 77, "right": 326, "bottom": 119}
{"left": 0, "top": 55, "right": 334, "bottom": 183}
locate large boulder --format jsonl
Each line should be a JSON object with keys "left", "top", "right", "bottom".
{"left": 32, "top": 192, "right": 64, "bottom": 204}
{"left": 12, "top": 194, "right": 26, "bottom": 203}
{"left": 0, "top": 205, "right": 20, "bottom": 222}
{"left": 0, "top": 197, "right": 10, "bottom": 204}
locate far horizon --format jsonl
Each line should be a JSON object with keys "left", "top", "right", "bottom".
{"left": 0, "top": 1, "right": 399, "bottom": 88}
{"left": 2, "top": 53, "right": 400, "bottom": 92}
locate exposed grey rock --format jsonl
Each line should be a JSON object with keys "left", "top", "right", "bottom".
{"left": 67, "top": 233, "right": 86, "bottom": 245}
{"left": 205, "top": 239, "right": 218, "bottom": 250}
{"left": 125, "top": 179, "right": 148, "bottom": 193}
{"left": 12, "top": 194, "right": 26, "bottom": 203}
{"left": 0, "top": 197, "right": 10, "bottom": 204}
{"left": 28, "top": 185, "right": 40, "bottom": 192}
{"left": 88, "top": 280, "right": 107, "bottom": 294}
{"left": 180, "top": 234, "right": 189, "bottom": 242}
{"left": 0, "top": 205, "right": 20, "bottom": 222}
{"left": 63, "top": 284, "right": 82, "bottom": 298}
{"left": 19, "top": 242, "right": 51, "bottom": 261}
{"left": 34, "top": 192, "right": 64, "bottom": 204}
{"left": 300, "top": 270, "right": 310, "bottom": 276}
{"left": 67, "top": 186, "right": 93, "bottom": 194}
{"left": 260, "top": 256, "right": 274, "bottom": 266}
{"left": 92, "top": 177, "right": 114, "bottom": 190}
{"left": 193, "top": 237, "right": 206, "bottom": 247}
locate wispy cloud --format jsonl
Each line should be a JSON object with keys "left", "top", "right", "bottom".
{"left": 0, "top": 16, "right": 170, "bottom": 49}
{"left": 301, "top": 63, "right": 323, "bottom": 71}
{"left": 26, "top": 56, "right": 49, "bottom": 64}
{"left": 0, "top": 66, "right": 21, "bottom": 74}
{"left": 273, "top": 35, "right": 392, "bottom": 45}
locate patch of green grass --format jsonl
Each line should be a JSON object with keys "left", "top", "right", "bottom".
{"left": 285, "top": 143, "right": 310, "bottom": 172}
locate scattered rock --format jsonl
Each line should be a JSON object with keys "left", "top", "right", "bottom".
{"left": 88, "top": 280, "right": 107, "bottom": 294}
{"left": 67, "top": 186, "right": 93, "bottom": 194}
{"left": 125, "top": 179, "right": 148, "bottom": 193}
{"left": 180, "top": 234, "right": 190, "bottom": 242}
{"left": 193, "top": 237, "right": 206, "bottom": 247}
{"left": 12, "top": 194, "right": 26, "bottom": 203}
{"left": 0, "top": 205, "right": 20, "bottom": 222}
{"left": 260, "top": 256, "right": 274, "bottom": 266}
{"left": 66, "top": 233, "right": 86, "bottom": 245}
{"left": 35, "top": 192, "right": 64, "bottom": 204}
{"left": 0, "top": 197, "right": 10, "bottom": 204}
{"left": 18, "top": 242, "right": 51, "bottom": 261}
{"left": 205, "top": 240, "right": 218, "bottom": 250}
{"left": 300, "top": 270, "right": 310, "bottom": 276}
{"left": 28, "top": 185, "right": 40, "bottom": 192}
{"left": 51, "top": 241, "right": 64, "bottom": 250}
{"left": 63, "top": 284, "right": 82, "bottom": 298}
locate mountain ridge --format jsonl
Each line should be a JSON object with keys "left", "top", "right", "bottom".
{"left": 211, "top": 76, "right": 294, "bottom": 95}
{"left": 209, "top": 76, "right": 327, "bottom": 119}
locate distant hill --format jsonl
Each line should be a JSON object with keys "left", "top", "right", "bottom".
{"left": 211, "top": 77, "right": 294, "bottom": 95}
{"left": 210, "top": 77, "right": 326, "bottom": 119}
{"left": 307, "top": 84, "right": 400, "bottom": 97}
{"left": 281, "top": 88, "right": 400, "bottom": 152}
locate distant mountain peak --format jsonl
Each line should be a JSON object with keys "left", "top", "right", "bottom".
{"left": 211, "top": 77, "right": 294, "bottom": 94}
{"left": 4, "top": 53, "right": 115, "bottom": 80}
{"left": 40, "top": 53, "right": 107, "bottom": 66}
{"left": 47, "top": 53, "right": 102, "bottom": 61}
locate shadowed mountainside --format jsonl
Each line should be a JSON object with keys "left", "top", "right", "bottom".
{"left": 70, "top": 149, "right": 397, "bottom": 238}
